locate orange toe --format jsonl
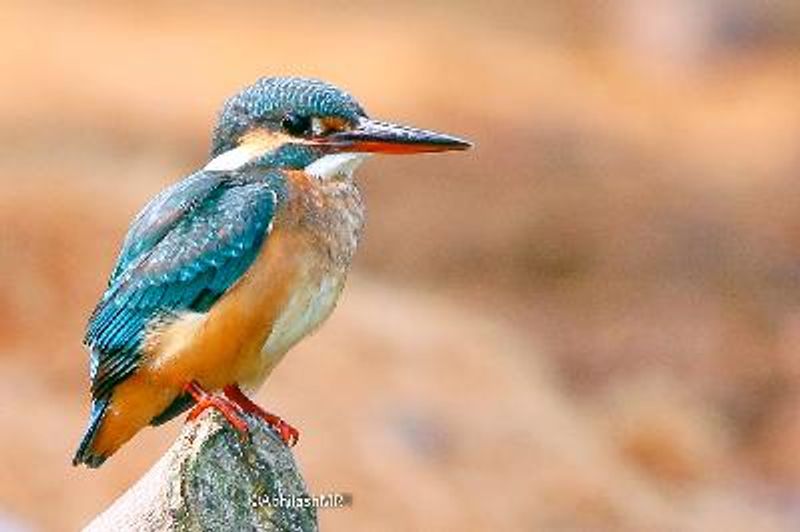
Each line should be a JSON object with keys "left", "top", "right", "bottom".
{"left": 223, "top": 384, "right": 299, "bottom": 446}
{"left": 184, "top": 380, "right": 248, "bottom": 435}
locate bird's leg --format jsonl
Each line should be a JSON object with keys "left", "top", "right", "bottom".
{"left": 223, "top": 384, "right": 299, "bottom": 446}
{"left": 184, "top": 380, "right": 249, "bottom": 436}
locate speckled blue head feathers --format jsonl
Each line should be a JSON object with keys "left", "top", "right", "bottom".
{"left": 211, "top": 77, "right": 366, "bottom": 156}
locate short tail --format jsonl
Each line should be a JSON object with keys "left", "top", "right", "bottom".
{"left": 73, "top": 398, "right": 110, "bottom": 468}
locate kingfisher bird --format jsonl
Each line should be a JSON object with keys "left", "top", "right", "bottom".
{"left": 72, "top": 76, "right": 470, "bottom": 467}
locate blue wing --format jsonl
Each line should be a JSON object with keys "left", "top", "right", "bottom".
{"left": 85, "top": 170, "right": 284, "bottom": 400}
{"left": 107, "top": 172, "right": 222, "bottom": 285}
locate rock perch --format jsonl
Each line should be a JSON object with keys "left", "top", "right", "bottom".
{"left": 84, "top": 411, "right": 318, "bottom": 531}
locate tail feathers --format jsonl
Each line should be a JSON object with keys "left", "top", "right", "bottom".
{"left": 73, "top": 397, "right": 110, "bottom": 468}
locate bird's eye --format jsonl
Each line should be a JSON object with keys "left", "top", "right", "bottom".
{"left": 281, "top": 113, "right": 312, "bottom": 136}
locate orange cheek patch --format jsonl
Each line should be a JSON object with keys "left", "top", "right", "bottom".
{"left": 239, "top": 128, "right": 294, "bottom": 154}
{"left": 319, "top": 116, "right": 350, "bottom": 134}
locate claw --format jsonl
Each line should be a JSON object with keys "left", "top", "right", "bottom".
{"left": 223, "top": 384, "right": 299, "bottom": 446}
{"left": 184, "top": 380, "right": 249, "bottom": 437}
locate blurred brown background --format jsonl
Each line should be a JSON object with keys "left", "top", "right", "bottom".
{"left": 2, "top": 0, "right": 800, "bottom": 530}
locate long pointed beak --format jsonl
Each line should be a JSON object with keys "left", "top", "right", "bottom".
{"left": 325, "top": 118, "right": 472, "bottom": 154}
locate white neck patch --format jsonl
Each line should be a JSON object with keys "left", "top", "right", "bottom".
{"left": 204, "top": 145, "right": 261, "bottom": 172}
{"left": 205, "top": 145, "right": 370, "bottom": 178}
{"left": 305, "top": 153, "right": 370, "bottom": 179}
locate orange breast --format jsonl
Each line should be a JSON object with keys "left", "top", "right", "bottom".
{"left": 92, "top": 169, "right": 360, "bottom": 459}
{"left": 89, "top": 225, "right": 314, "bottom": 459}
{"left": 143, "top": 225, "right": 312, "bottom": 391}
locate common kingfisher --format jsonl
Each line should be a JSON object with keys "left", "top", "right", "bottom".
{"left": 73, "top": 76, "right": 471, "bottom": 467}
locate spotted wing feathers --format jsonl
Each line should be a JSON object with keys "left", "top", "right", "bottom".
{"left": 85, "top": 171, "right": 281, "bottom": 400}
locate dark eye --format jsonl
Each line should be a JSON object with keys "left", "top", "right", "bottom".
{"left": 281, "top": 113, "right": 312, "bottom": 136}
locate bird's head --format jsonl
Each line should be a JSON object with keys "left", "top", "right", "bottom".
{"left": 207, "top": 77, "right": 471, "bottom": 178}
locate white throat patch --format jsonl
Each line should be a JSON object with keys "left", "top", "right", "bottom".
{"left": 305, "top": 153, "right": 370, "bottom": 179}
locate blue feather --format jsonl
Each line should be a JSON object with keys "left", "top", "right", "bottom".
{"left": 85, "top": 169, "right": 286, "bottom": 401}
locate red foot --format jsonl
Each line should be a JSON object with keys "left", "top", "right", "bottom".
{"left": 184, "top": 380, "right": 248, "bottom": 436}
{"left": 223, "top": 384, "right": 299, "bottom": 446}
